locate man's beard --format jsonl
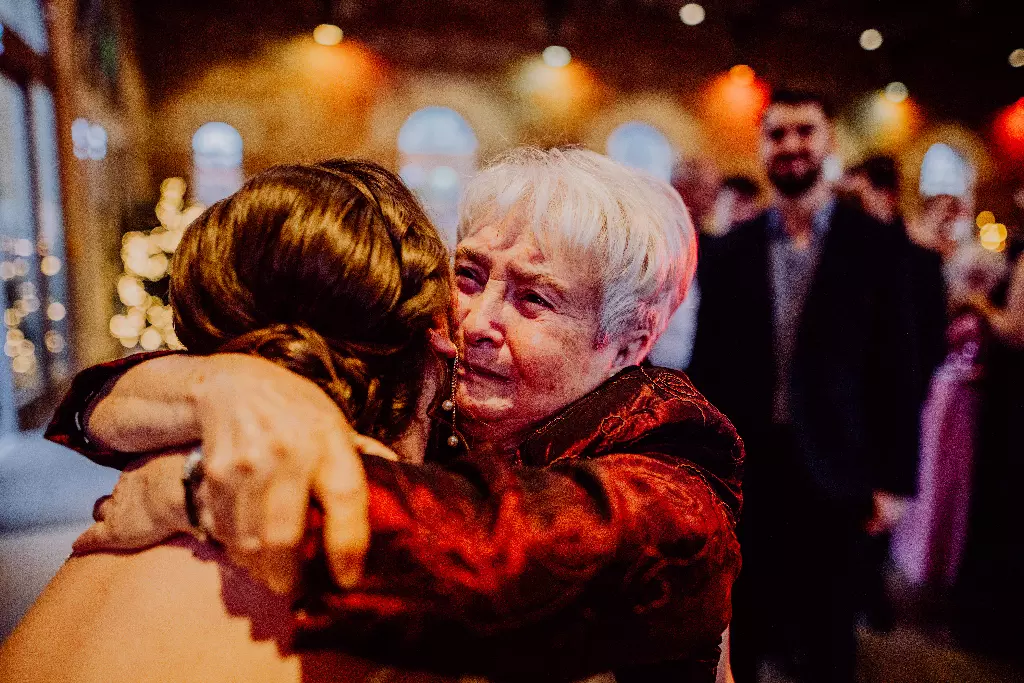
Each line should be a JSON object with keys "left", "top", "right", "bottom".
{"left": 768, "top": 159, "right": 822, "bottom": 198}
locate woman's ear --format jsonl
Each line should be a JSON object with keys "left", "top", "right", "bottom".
{"left": 429, "top": 329, "right": 457, "bottom": 359}
{"left": 612, "top": 330, "right": 652, "bottom": 371}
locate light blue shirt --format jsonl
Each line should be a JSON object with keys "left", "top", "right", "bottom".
{"left": 766, "top": 197, "right": 837, "bottom": 424}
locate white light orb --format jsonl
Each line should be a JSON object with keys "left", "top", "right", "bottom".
{"left": 313, "top": 24, "right": 343, "bottom": 46}
{"left": 542, "top": 45, "right": 571, "bottom": 68}
{"left": 679, "top": 4, "right": 705, "bottom": 26}
{"left": 860, "top": 29, "right": 883, "bottom": 51}
{"left": 884, "top": 81, "right": 909, "bottom": 103}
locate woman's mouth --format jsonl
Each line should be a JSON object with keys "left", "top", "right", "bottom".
{"left": 461, "top": 360, "right": 509, "bottom": 382}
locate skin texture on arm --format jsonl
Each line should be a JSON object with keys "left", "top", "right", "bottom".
{"left": 54, "top": 351, "right": 372, "bottom": 595}
{"left": 0, "top": 539, "right": 454, "bottom": 683}
{"left": 84, "top": 354, "right": 205, "bottom": 454}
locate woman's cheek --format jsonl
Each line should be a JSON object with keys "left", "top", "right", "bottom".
{"left": 511, "top": 330, "right": 563, "bottom": 395}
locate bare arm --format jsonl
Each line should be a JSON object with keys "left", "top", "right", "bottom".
{"left": 49, "top": 352, "right": 370, "bottom": 594}
{"left": 85, "top": 354, "right": 206, "bottom": 453}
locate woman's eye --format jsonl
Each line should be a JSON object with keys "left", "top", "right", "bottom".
{"left": 522, "top": 291, "right": 552, "bottom": 309}
{"left": 455, "top": 266, "right": 480, "bottom": 283}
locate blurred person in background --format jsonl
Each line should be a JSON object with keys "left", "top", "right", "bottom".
{"left": 2, "top": 151, "right": 743, "bottom": 683}
{"left": 646, "top": 157, "right": 727, "bottom": 372}
{"left": 649, "top": 173, "right": 761, "bottom": 371}
{"left": 710, "top": 176, "right": 762, "bottom": 237}
{"left": 689, "top": 89, "right": 922, "bottom": 683}
{"left": 845, "top": 157, "right": 949, "bottom": 387}
{"left": 952, "top": 237, "right": 1024, "bottom": 662}
{"left": 844, "top": 157, "right": 951, "bottom": 631}
{"left": 673, "top": 156, "right": 722, "bottom": 236}
{"left": 892, "top": 242, "right": 1007, "bottom": 606}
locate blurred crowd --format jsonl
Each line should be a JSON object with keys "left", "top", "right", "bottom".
{"left": 655, "top": 89, "right": 1023, "bottom": 682}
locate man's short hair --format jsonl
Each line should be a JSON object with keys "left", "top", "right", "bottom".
{"left": 767, "top": 88, "right": 834, "bottom": 120}
{"left": 850, "top": 156, "right": 900, "bottom": 193}
{"left": 721, "top": 175, "right": 760, "bottom": 200}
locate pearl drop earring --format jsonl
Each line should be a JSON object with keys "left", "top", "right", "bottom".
{"left": 445, "top": 353, "right": 460, "bottom": 448}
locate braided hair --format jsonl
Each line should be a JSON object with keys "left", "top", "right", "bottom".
{"left": 169, "top": 160, "right": 453, "bottom": 443}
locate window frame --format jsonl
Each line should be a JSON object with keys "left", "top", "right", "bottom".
{"left": 0, "top": 13, "right": 65, "bottom": 431}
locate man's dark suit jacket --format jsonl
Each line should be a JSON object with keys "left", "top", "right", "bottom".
{"left": 689, "top": 200, "right": 921, "bottom": 516}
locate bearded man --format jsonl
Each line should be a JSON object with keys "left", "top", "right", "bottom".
{"left": 689, "top": 89, "right": 922, "bottom": 683}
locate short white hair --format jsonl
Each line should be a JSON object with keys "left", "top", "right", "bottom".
{"left": 458, "top": 147, "right": 697, "bottom": 350}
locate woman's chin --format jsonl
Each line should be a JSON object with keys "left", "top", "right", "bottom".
{"left": 457, "top": 395, "right": 516, "bottom": 425}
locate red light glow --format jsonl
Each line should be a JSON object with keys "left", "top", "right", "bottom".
{"left": 994, "top": 98, "right": 1024, "bottom": 159}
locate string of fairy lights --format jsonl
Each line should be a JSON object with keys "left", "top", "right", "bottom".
{"left": 2, "top": 236, "right": 66, "bottom": 386}
{"left": 107, "top": 178, "right": 202, "bottom": 351}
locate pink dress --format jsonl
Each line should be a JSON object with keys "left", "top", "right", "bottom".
{"left": 892, "top": 314, "right": 984, "bottom": 588}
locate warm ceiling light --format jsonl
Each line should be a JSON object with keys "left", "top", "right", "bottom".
{"left": 884, "top": 81, "right": 908, "bottom": 103}
{"left": 542, "top": 45, "right": 571, "bottom": 68}
{"left": 729, "top": 64, "right": 755, "bottom": 85}
{"left": 860, "top": 29, "right": 883, "bottom": 51}
{"left": 313, "top": 24, "right": 343, "bottom": 46}
{"left": 679, "top": 4, "right": 705, "bottom": 26}
{"left": 1010, "top": 49, "right": 1024, "bottom": 68}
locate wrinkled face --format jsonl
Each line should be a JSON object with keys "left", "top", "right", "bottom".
{"left": 761, "top": 102, "right": 833, "bottom": 198}
{"left": 453, "top": 216, "right": 625, "bottom": 442}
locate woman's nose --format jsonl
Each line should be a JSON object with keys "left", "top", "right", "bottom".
{"left": 461, "top": 283, "right": 505, "bottom": 348}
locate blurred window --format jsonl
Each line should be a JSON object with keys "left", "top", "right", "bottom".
{"left": 0, "top": 18, "right": 68, "bottom": 432}
{"left": 0, "top": 0, "right": 48, "bottom": 53}
{"left": 398, "top": 107, "right": 478, "bottom": 250}
{"left": 0, "top": 75, "right": 33, "bottom": 429}
{"left": 191, "top": 122, "right": 244, "bottom": 207}
{"left": 606, "top": 121, "right": 675, "bottom": 182}
{"left": 920, "top": 143, "right": 972, "bottom": 199}
{"left": 31, "top": 85, "right": 70, "bottom": 387}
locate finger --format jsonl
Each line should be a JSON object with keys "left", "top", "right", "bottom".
{"left": 200, "top": 422, "right": 243, "bottom": 546}
{"left": 220, "top": 428, "right": 275, "bottom": 558}
{"left": 248, "top": 477, "right": 308, "bottom": 594}
{"left": 73, "top": 522, "right": 114, "bottom": 554}
{"left": 352, "top": 434, "right": 400, "bottom": 462}
{"left": 313, "top": 441, "right": 369, "bottom": 589}
{"left": 230, "top": 460, "right": 272, "bottom": 557}
{"left": 92, "top": 495, "right": 112, "bottom": 522}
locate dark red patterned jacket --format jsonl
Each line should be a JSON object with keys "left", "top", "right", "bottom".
{"left": 46, "top": 354, "right": 743, "bottom": 682}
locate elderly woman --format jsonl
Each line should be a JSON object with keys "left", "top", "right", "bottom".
{"left": 19, "top": 149, "right": 742, "bottom": 681}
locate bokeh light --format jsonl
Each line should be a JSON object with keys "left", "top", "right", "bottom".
{"left": 702, "top": 67, "right": 770, "bottom": 155}
{"left": 313, "top": 24, "right": 343, "bottom": 46}
{"left": 860, "top": 29, "right": 883, "bottom": 51}
{"left": 993, "top": 98, "right": 1024, "bottom": 159}
{"left": 729, "top": 65, "right": 756, "bottom": 86}
{"left": 977, "top": 211, "right": 996, "bottom": 228}
{"left": 860, "top": 92, "right": 920, "bottom": 151}
{"left": 885, "top": 82, "right": 909, "bottom": 104}
{"left": 542, "top": 46, "right": 571, "bottom": 68}
{"left": 679, "top": 4, "right": 705, "bottom": 26}
{"left": 46, "top": 302, "right": 66, "bottom": 322}
{"left": 39, "top": 255, "right": 61, "bottom": 276}
{"left": 1010, "top": 49, "right": 1024, "bottom": 68}
{"left": 980, "top": 222, "right": 1008, "bottom": 252}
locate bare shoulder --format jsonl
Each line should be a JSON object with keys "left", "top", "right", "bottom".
{"left": 0, "top": 538, "right": 415, "bottom": 683}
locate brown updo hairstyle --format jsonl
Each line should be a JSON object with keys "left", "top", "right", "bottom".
{"left": 169, "top": 160, "right": 453, "bottom": 444}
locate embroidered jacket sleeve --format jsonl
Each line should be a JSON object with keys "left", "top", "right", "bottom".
{"left": 45, "top": 360, "right": 743, "bottom": 682}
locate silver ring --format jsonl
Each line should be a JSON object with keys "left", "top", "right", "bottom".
{"left": 182, "top": 447, "right": 209, "bottom": 540}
